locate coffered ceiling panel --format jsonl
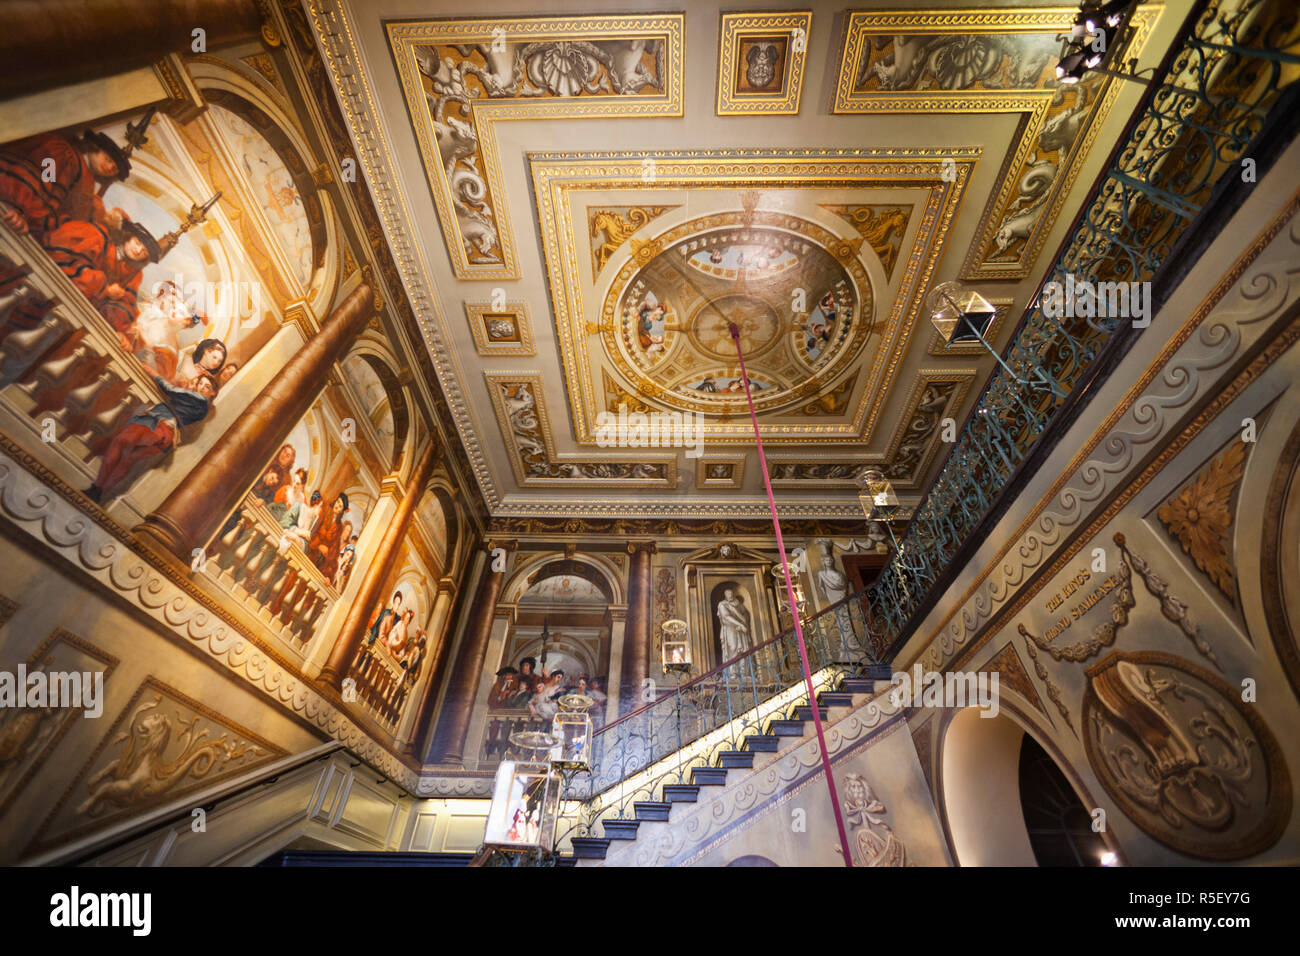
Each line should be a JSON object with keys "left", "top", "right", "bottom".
{"left": 308, "top": 0, "right": 1176, "bottom": 521}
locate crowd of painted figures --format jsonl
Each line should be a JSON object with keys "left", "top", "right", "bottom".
{"left": 243, "top": 441, "right": 362, "bottom": 593}
{"left": 360, "top": 588, "right": 430, "bottom": 681}
{"left": 0, "top": 127, "right": 237, "bottom": 502}
{"left": 489, "top": 659, "right": 608, "bottom": 722}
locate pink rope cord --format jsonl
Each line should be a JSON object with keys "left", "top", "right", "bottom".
{"left": 729, "top": 323, "right": 854, "bottom": 868}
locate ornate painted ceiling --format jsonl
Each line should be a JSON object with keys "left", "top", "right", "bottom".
{"left": 305, "top": 1, "right": 1174, "bottom": 521}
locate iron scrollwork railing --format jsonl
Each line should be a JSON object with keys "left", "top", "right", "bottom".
{"left": 864, "top": 0, "right": 1300, "bottom": 651}
{"left": 552, "top": 590, "right": 877, "bottom": 850}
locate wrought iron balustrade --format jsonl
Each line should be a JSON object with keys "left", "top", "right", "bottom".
{"left": 552, "top": 589, "right": 878, "bottom": 849}
{"left": 864, "top": 0, "right": 1300, "bottom": 653}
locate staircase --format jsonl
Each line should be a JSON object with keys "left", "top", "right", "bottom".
{"left": 561, "top": 674, "right": 880, "bottom": 866}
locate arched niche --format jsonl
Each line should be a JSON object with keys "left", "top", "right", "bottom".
{"left": 338, "top": 345, "right": 409, "bottom": 474}
{"left": 502, "top": 552, "right": 625, "bottom": 608}
{"left": 419, "top": 484, "right": 458, "bottom": 576}
{"left": 938, "top": 703, "right": 1119, "bottom": 867}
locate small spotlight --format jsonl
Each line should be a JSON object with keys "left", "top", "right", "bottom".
{"left": 1085, "top": 49, "right": 1105, "bottom": 68}
{"left": 1100, "top": 851, "right": 1119, "bottom": 867}
{"left": 1056, "top": 49, "right": 1089, "bottom": 83}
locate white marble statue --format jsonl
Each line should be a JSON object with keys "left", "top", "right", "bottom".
{"left": 716, "top": 588, "right": 751, "bottom": 659}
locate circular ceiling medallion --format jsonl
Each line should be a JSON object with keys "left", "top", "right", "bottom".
{"left": 602, "top": 211, "right": 874, "bottom": 416}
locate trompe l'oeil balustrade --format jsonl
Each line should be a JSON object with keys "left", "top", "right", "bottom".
{"left": 205, "top": 496, "right": 339, "bottom": 651}
{"left": 0, "top": 230, "right": 166, "bottom": 481}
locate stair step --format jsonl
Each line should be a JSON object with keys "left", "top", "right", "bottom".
{"left": 840, "top": 677, "right": 875, "bottom": 693}
{"left": 555, "top": 856, "right": 577, "bottom": 867}
{"left": 662, "top": 784, "right": 700, "bottom": 803}
{"left": 718, "top": 750, "right": 754, "bottom": 769}
{"left": 818, "top": 691, "right": 854, "bottom": 707}
{"left": 745, "top": 734, "right": 781, "bottom": 752}
{"left": 603, "top": 818, "right": 640, "bottom": 840}
{"left": 691, "top": 767, "right": 728, "bottom": 786}
{"left": 634, "top": 801, "right": 672, "bottom": 822}
{"left": 793, "top": 705, "right": 830, "bottom": 721}
{"left": 769, "top": 719, "right": 806, "bottom": 736}
{"left": 570, "top": 837, "right": 611, "bottom": 860}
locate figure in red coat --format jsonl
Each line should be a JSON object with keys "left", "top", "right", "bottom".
{"left": 43, "top": 217, "right": 160, "bottom": 337}
{"left": 0, "top": 130, "right": 130, "bottom": 238}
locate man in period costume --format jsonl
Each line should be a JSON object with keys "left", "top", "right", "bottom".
{"left": 85, "top": 371, "right": 218, "bottom": 503}
{"left": 308, "top": 492, "right": 348, "bottom": 578}
{"left": 0, "top": 130, "right": 130, "bottom": 239}
{"left": 43, "top": 216, "right": 161, "bottom": 336}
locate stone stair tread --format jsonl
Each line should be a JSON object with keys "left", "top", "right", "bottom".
{"left": 662, "top": 784, "right": 700, "bottom": 802}
{"left": 633, "top": 801, "right": 672, "bottom": 822}
{"left": 691, "top": 767, "right": 728, "bottom": 786}
{"left": 570, "top": 837, "right": 611, "bottom": 860}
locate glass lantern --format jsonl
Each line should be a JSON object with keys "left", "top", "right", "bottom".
{"left": 926, "top": 280, "right": 998, "bottom": 347}
{"left": 550, "top": 693, "right": 594, "bottom": 770}
{"left": 858, "top": 468, "right": 900, "bottom": 522}
{"left": 483, "top": 759, "right": 561, "bottom": 852}
{"left": 661, "top": 618, "right": 691, "bottom": 673}
{"left": 770, "top": 561, "right": 807, "bottom": 619}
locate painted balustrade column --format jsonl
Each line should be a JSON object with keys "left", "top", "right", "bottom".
{"left": 430, "top": 540, "right": 514, "bottom": 765}
{"left": 394, "top": 575, "right": 457, "bottom": 753}
{"left": 618, "top": 540, "right": 656, "bottom": 716}
{"left": 134, "top": 283, "right": 374, "bottom": 560}
{"left": 319, "top": 439, "right": 438, "bottom": 688}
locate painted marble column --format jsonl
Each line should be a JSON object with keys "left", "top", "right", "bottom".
{"left": 319, "top": 438, "right": 438, "bottom": 688}
{"left": 430, "top": 540, "right": 514, "bottom": 765}
{"left": 0, "top": 0, "right": 262, "bottom": 97}
{"left": 134, "top": 283, "right": 373, "bottom": 559}
{"left": 619, "top": 540, "right": 656, "bottom": 716}
{"left": 394, "top": 575, "right": 456, "bottom": 753}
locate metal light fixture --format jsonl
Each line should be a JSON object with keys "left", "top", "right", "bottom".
{"left": 927, "top": 280, "right": 999, "bottom": 348}
{"left": 771, "top": 560, "right": 807, "bottom": 620}
{"left": 928, "top": 280, "right": 1065, "bottom": 399}
{"left": 550, "top": 694, "right": 594, "bottom": 771}
{"left": 856, "top": 469, "right": 923, "bottom": 573}
{"left": 661, "top": 618, "right": 691, "bottom": 673}
{"left": 483, "top": 730, "right": 562, "bottom": 852}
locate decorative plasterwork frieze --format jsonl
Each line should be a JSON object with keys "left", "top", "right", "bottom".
{"left": 716, "top": 10, "right": 813, "bottom": 115}
{"left": 834, "top": 6, "right": 1159, "bottom": 281}
{"left": 387, "top": 14, "right": 685, "bottom": 280}
{"left": 485, "top": 372, "right": 677, "bottom": 488}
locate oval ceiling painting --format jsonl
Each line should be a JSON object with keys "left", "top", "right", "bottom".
{"left": 603, "top": 213, "right": 873, "bottom": 416}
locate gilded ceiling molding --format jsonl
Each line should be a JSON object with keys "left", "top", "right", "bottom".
{"left": 590, "top": 205, "right": 679, "bottom": 277}
{"left": 465, "top": 299, "right": 535, "bottom": 357}
{"left": 716, "top": 10, "right": 813, "bottom": 115}
{"left": 819, "top": 203, "right": 911, "bottom": 279}
{"left": 767, "top": 369, "right": 973, "bottom": 488}
{"left": 532, "top": 149, "right": 975, "bottom": 446}
{"left": 694, "top": 456, "right": 747, "bottom": 490}
{"left": 300, "top": 0, "right": 501, "bottom": 513}
{"left": 834, "top": 6, "right": 1160, "bottom": 281}
{"left": 1156, "top": 438, "right": 1248, "bottom": 602}
{"left": 484, "top": 372, "right": 677, "bottom": 488}
{"left": 387, "top": 14, "right": 685, "bottom": 280}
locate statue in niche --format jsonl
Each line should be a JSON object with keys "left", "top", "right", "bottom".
{"left": 715, "top": 586, "right": 751, "bottom": 660}
{"left": 816, "top": 538, "right": 848, "bottom": 604}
